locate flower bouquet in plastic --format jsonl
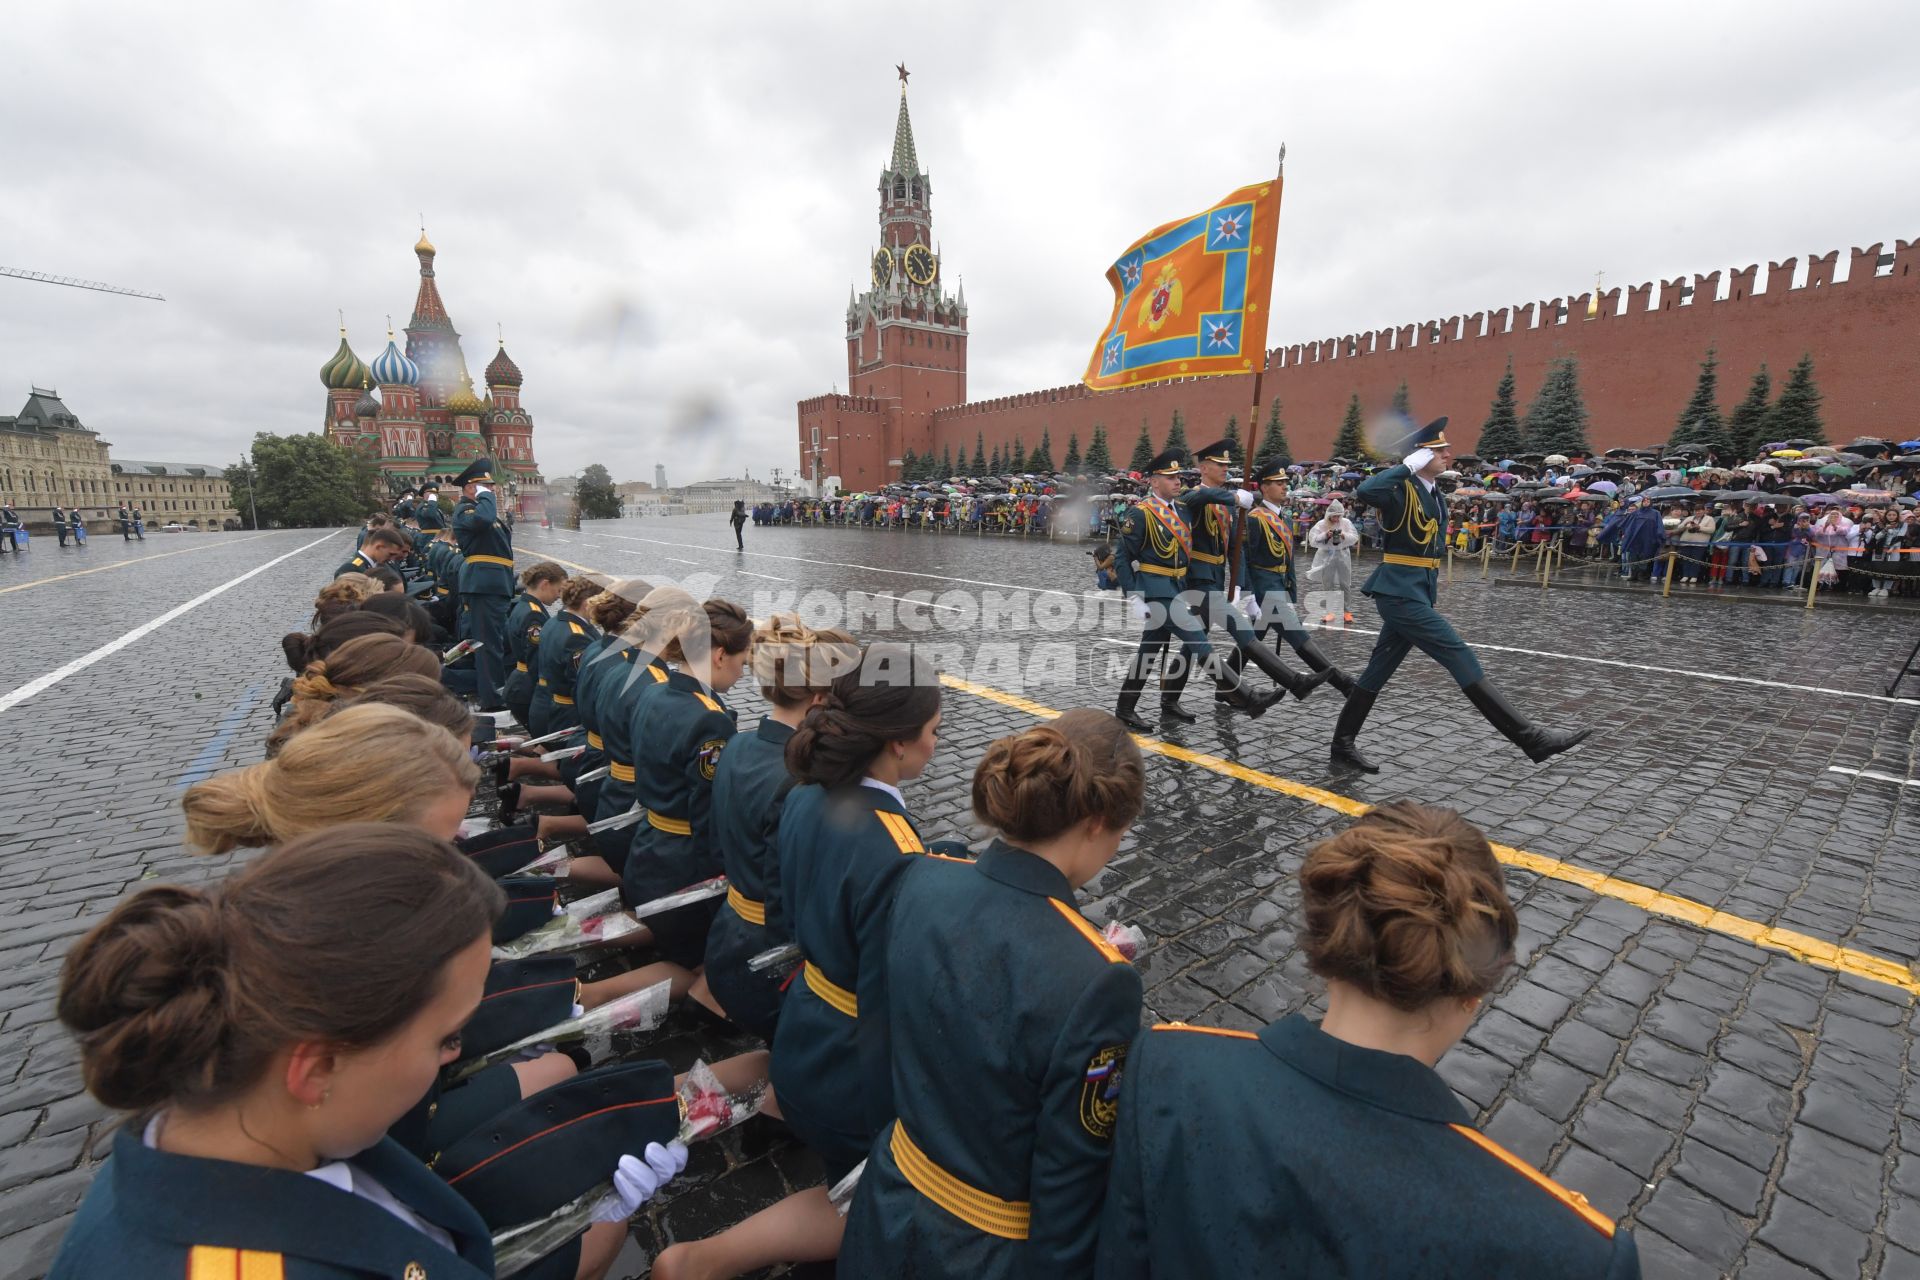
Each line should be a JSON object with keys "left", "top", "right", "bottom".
{"left": 505, "top": 845, "right": 569, "bottom": 880}
{"left": 828, "top": 1158, "right": 867, "bottom": 1218}
{"left": 490, "top": 887, "right": 642, "bottom": 960}
{"left": 747, "top": 941, "right": 803, "bottom": 978}
{"left": 450, "top": 979, "right": 672, "bottom": 1083}
{"left": 1102, "top": 920, "right": 1145, "bottom": 961}
{"left": 630, "top": 876, "right": 729, "bottom": 922}
{"left": 489, "top": 1057, "right": 766, "bottom": 1278}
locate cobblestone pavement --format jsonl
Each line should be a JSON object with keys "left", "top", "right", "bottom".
{"left": 1, "top": 517, "right": 1917, "bottom": 1279}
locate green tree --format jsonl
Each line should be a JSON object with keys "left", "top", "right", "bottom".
{"left": 1029, "top": 428, "right": 1055, "bottom": 472}
{"left": 1391, "top": 381, "right": 1412, "bottom": 418}
{"left": 1223, "top": 414, "right": 1241, "bottom": 462}
{"left": 1164, "top": 409, "right": 1189, "bottom": 458}
{"left": 1331, "top": 394, "right": 1368, "bottom": 460}
{"left": 1522, "top": 357, "right": 1592, "bottom": 456}
{"left": 1062, "top": 432, "right": 1081, "bottom": 472}
{"left": 1475, "top": 359, "right": 1526, "bottom": 460}
{"left": 1668, "top": 346, "right": 1730, "bottom": 456}
{"left": 1086, "top": 425, "right": 1113, "bottom": 472}
{"left": 1726, "top": 365, "right": 1772, "bottom": 460}
{"left": 989, "top": 444, "right": 1004, "bottom": 474}
{"left": 941, "top": 444, "right": 954, "bottom": 477}
{"left": 228, "top": 432, "right": 378, "bottom": 528}
{"left": 575, "top": 463, "right": 621, "bottom": 520}
{"left": 1764, "top": 353, "right": 1825, "bottom": 445}
{"left": 1009, "top": 435, "right": 1026, "bottom": 473}
{"left": 1259, "top": 398, "right": 1292, "bottom": 466}
{"left": 1128, "top": 419, "right": 1155, "bottom": 472}
{"left": 900, "top": 448, "right": 919, "bottom": 482}
{"left": 972, "top": 433, "right": 987, "bottom": 475}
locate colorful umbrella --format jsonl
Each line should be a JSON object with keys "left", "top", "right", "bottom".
{"left": 1817, "top": 463, "right": 1855, "bottom": 478}
{"left": 1586, "top": 480, "right": 1619, "bottom": 494}
{"left": 1739, "top": 462, "right": 1781, "bottom": 476}
{"left": 1770, "top": 449, "right": 1805, "bottom": 458}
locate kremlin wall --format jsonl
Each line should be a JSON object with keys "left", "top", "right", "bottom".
{"left": 798, "top": 81, "right": 1919, "bottom": 487}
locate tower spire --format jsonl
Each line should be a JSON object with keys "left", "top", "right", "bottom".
{"left": 889, "top": 68, "right": 920, "bottom": 177}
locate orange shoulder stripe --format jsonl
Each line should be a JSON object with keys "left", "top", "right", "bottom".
{"left": 874, "top": 809, "right": 925, "bottom": 854}
{"left": 1449, "top": 1124, "right": 1617, "bottom": 1237}
{"left": 1151, "top": 1021, "right": 1258, "bottom": 1040}
{"left": 1048, "top": 899, "right": 1128, "bottom": 964}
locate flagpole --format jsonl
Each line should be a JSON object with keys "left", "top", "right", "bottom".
{"left": 1227, "top": 144, "right": 1286, "bottom": 601}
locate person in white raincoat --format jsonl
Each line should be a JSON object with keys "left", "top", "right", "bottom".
{"left": 1307, "top": 500, "right": 1362, "bottom": 624}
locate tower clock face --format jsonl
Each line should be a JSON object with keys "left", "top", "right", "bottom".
{"left": 872, "top": 247, "right": 894, "bottom": 288}
{"left": 904, "top": 244, "right": 936, "bottom": 286}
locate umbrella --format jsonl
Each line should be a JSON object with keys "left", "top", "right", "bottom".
{"left": 1602, "top": 448, "right": 1639, "bottom": 459}
{"left": 1496, "top": 459, "right": 1518, "bottom": 470}
{"left": 1817, "top": 464, "right": 1855, "bottom": 478}
{"left": 1845, "top": 437, "right": 1891, "bottom": 452}
{"left": 1568, "top": 464, "right": 1595, "bottom": 477}
{"left": 1776, "top": 484, "right": 1820, "bottom": 495}
{"left": 1686, "top": 465, "right": 1720, "bottom": 474}
{"left": 1640, "top": 485, "right": 1699, "bottom": 501}
{"left": 1653, "top": 469, "right": 1684, "bottom": 483}
{"left": 1900, "top": 440, "right": 1920, "bottom": 451}
{"left": 1747, "top": 494, "right": 1800, "bottom": 508}
{"left": 1802, "top": 493, "right": 1841, "bottom": 505}
{"left": 1804, "top": 446, "right": 1839, "bottom": 457}
{"left": 1779, "top": 438, "right": 1818, "bottom": 447}
{"left": 1781, "top": 459, "right": 1823, "bottom": 469}
{"left": 1544, "top": 453, "right": 1570, "bottom": 465}
{"left": 1770, "top": 449, "right": 1806, "bottom": 459}
{"left": 1832, "top": 452, "right": 1876, "bottom": 466}
{"left": 1586, "top": 480, "right": 1619, "bottom": 494}
{"left": 1739, "top": 462, "right": 1781, "bottom": 476}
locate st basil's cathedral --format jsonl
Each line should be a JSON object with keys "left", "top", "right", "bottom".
{"left": 316, "top": 231, "right": 546, "bottom": 518}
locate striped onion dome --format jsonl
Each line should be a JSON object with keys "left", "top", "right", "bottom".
{"left": 445, "top": 372, "right": 485, "bottom": 416}
{"left": 319, "top": 333, "right": 370, "bottom": 389}
{"left": 485, "top": 343, "right": 523, "bottom": 388}
{"left": 370, "top": 337, "right": 420, "bottom": 386}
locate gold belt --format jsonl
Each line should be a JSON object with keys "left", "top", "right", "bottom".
{"left": 1135, "top": 563, "right": 1183, "bottom": 577}
{"left": 802, "top": 961, "right": 857, "bottom": 1017}
{"left": 515, "top": 662, "right": 528, "bottom": 673}
{"left": 1382, "top": 553, "right": 1441, "bottom": 569}
{"left": 890, "top": 1123, "right": 1030, "bottom": 1240}
{"left": 1188, "top": 550, "right": 1224, "bottom": 565}
{"left": 726, "top": 886, "right": 766, "bottom": 926}
{"left": 467, "top": 554, "right": 515, "bottom": 567}
{"left": 647, "top": 811, "right": 691, "bottom": 836}
{"left": 586, "top": 731, "right": 604, "bottom": 750}
{"left": 608, "top": 761, "right": 635, "bottom": 783}
{"left": 551, "top": 694, "right": 575, "bottom": 706}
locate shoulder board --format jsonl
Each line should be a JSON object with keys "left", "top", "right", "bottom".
{"left": 530, "top": 601, "right": 546, "bottom": 614}
{"left": 1151, "top": 1022, "right": 1258, "bottom": 1040}
{"left": 1448, "top": 1124, "right": 1616, "bottom": 1237}
{"left": 189, "top": 1245, "right": 286, "bottom": 1279}
{"left": 649, "top": 666, "right": 668, "bottom": 684}
{"left": 568, "top": 621, "right": 585, "bottom": 636}
{"left": 922, "top": 851, "right": 975, "bottom": 865}
{"left": 1049, "top": 899, "right": 1129, "bottom": 964}
{"left": 694, "top": 692, "right": 723, "bottom": 713}
{"left": 872, "top": 808, "right": 925, "bottom": 854}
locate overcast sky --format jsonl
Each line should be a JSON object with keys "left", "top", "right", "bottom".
{"left": 4, "top": 1, "right": 1916, "bottom": 485}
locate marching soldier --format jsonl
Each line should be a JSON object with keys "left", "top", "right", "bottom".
{"left": 1113, "top": 448, "right": 1280, "bottom": 734}
{"left": 1182, "top": 440, "right": 1328, "bottom": 706}
{"left": 453, "top": 458, "right": 514, "bottom": 712}
{"left": 1239, "top": 459, "right": 1355, "bottom": 695}
{"left": 1332, "top": 418, "right": 1587, "bottom": 771}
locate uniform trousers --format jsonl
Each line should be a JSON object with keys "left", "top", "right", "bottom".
{"left": 1125, "top": 593, "right": 1223, "bottom": 683}
{"left": 460, "top": 591, "right": 512, "bottom": 706}
{"left": 1354, "top": 593, "right": 1487, "bottom": 692}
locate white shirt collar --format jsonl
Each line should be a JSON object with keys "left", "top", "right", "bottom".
{"left": 859, "top": 776, "right": 905, "bottom": 809}
{"left": 1414, "top": 471, "right": 1437, "bottom": 494}
{"left": 1261, "top": 499, "right": 1285, "bottom": 515}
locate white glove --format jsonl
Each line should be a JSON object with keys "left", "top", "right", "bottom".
{"left": 1233, "top": 489, "right": 1255, "bottom": 509}
{"left": 590, "top": 1141, "right": 688, "bottom": 1221}
{"left": 1403, "top": 447, "right": 1435, "bottom": 473}
{"left": 475, "top": 485, "right": 493, "bottom": 497}
{"left": 1237, "top": 592, "right": 1261, "bottom": 624}
{"left": 1127, "top": 596, "right": 1150, "bottom": 625}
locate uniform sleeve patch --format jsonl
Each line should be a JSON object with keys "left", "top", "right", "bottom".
{"left": 1079, "top": 1044, "right": 1127, "bottom": 1140}
{"left": 696, "top": 737, "right": 728, "bottom": 781}
{"left": 526, "top": 624, "right": 543, "bottom": 647}
{"left": 569, "top": 646, "right": 585, "bottom": 673}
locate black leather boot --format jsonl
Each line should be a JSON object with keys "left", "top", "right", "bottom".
{"left": 1212, "top": 663, "right": 1284, "bottom": 718}
{"left": 1330, "top": 687, "right": 1380, "bottom": 771}
{"left": 1115, "top": 674, "right": 1155, "bottom": 734}
{"left": 1463, "top": 680, "right": 1590, "bottom": 763}
{"left": 1160, "top": 662, "right": 1197, "bottom": 724}
{"left": 1287, "top": 633, "right": 1355, "bottom": 697}
{"left": 1241, "top": 639, "right": 1330, "bottom": 701}
{"left": 497, "top": 780, "right": 524, "bottom": 825}
{"left": 1212, "top": 646, "right": 1245, "bottom": 705}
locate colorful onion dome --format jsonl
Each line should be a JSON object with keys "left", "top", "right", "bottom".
{"left": 370, "top": 336, "right": 420, "bottom": 386}
{"left": 445, "top": 372, "right": 485, "bottom": 417}
{"left": 354, "top": 382, "right": 380, "bottom": 418}
{"left": 485, "top": 342, "right": 523, "bottom": 388}
{"left": 319, "top": 333, "right": 370, "bottom": 390}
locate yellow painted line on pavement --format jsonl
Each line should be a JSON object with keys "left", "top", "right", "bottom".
{"left": 939, "top": 673, "right": 1920, "bottom": 997}
{"left": 0, "top": 532, "right": 281, "bottom": 595}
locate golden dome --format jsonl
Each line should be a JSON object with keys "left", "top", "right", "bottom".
{"left": 415, "top": 229, "right": 436, "bottom": 255}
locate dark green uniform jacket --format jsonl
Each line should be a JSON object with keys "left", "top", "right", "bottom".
{"left": 1113, "top": 496, "right": 1193, "bottom": 601}
{"left": 768, "top": 780, "right": 926, "bottom": 1180}
{"left": 1238, "top": 501, "right": 1298, "bottom": 597}
{"left": 703, "top": 716, "right": 800, "bottom": 1039}
{"left": 453, "top": 489, "right": 514, "bottom": 596}
{"left": 1356, "top": 462, "right": 1449, "bottom": 604}
{"left": 589, "top": 648, "right": 668, "bottom": 871}
{"left": 333, "top": 551, "right": 377, "bottom": 579}
{"left": 616, "top": 671, "right": 736, "bottom": 967}
{"left": 51, "top": 1125, "right": 494, "bottom": 1279}
{"left": 528, "top": 611, "right": 595, "bottom": 738}
{"left": 1094, "top": 1014, "right": 1640, "bottom": 1279}
{"left": 501, "top": 593, "right": 546, "bottom": 722}
{"left": 842, "top": 843, "right": 1143, "bottom": 1278}
{"left": 1175, "top": 484, "right": 1242, "bottom": 591}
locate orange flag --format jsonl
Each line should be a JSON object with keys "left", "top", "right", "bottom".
{"left": 1083, "top": 177, "right": 1282, "bottom": 392}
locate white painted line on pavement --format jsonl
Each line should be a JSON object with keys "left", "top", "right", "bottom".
{"left": 1827, "top": 766, "right": 1920, "bottom": 789}
{"left": 862, "top": 590, "right": 964, "bottom": 612}
{"left": 534, "top": 530, "right": 1918, "bottom": 706}
{"left": 0, "top": 531, "right": 341, "bottom": 717}
{"left": 739, "top": 571, "right": 788, "bottom": 582}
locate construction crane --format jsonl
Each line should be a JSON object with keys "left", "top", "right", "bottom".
{"left": 0, "top": 266, "right": 164, "bottom": 302}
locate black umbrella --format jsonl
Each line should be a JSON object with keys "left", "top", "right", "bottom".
{"left": 1775, "top": 483, "right": 1820, "bottom": 495}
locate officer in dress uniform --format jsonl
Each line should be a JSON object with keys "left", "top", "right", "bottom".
{"left": 1113, "top": 448, "right": 1280, "bottom": 733}
{"left": 1182, "top": 439, "right": 1329, "bottom": 706}
{"left": 394, "top": 488, "right": 418, "bottom": 526}
{"left": 415, "top": 482, "right": 447, "bottom": 552}
{"left": 334, "top": 527, "right": 409, "bottom": 579}
{"left": 1332, "top": 418, "right": 1588, "bottom": 772}
{"left": 452, "top": 459, "right": 514, "bottom": 712}
{"left": 1239, "top": 458, "right": 1355, "bottom": 695}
